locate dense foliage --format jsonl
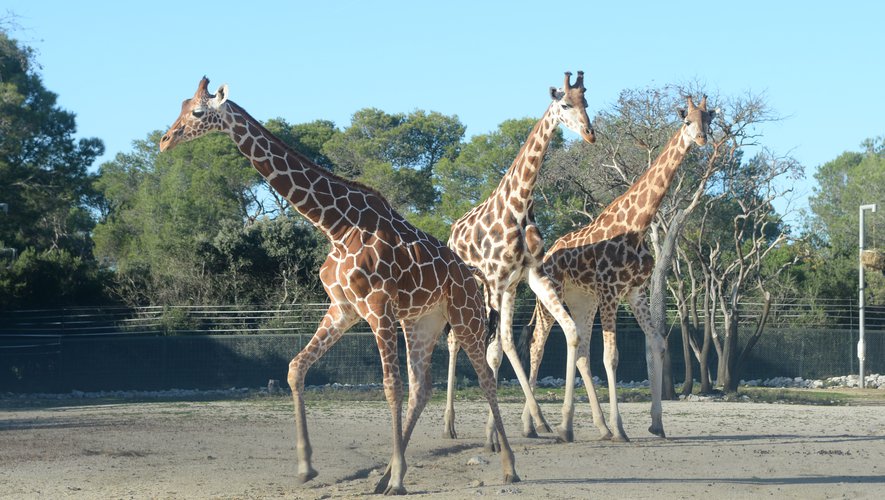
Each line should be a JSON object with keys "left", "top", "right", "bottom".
{"left": 0, "top": 30, "right": 111, "bottom": 309}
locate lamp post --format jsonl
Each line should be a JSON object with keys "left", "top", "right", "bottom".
{"left": 859, "top": 204, "right": 877, "bottom": 389}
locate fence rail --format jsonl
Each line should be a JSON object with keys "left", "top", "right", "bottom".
{"left": 1, "top": 300, "right": 884, "bottom": 393}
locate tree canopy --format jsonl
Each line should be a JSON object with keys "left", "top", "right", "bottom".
{"left": 0, "top": 29, "right": 109, "bottom": 309}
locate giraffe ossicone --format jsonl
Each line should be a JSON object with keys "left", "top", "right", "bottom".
{"left": 526, "top": 95, "right": 717, "bottom": 442}
{"left": 160, "top": 76, "right": 520, "bottom": 493}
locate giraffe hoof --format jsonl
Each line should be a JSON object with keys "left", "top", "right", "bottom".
{"left": 649, "top": 425, "right": 667, "bottom": 438}
{"left": 612, "top": 434, "right": 631, "bottom": 443}
{"left": 374, "top": 468, "right": 393, "bottom": 494}
{"left": 443, "top": 427, "right": 458, "bottom": 439}
{"left": 539, "top": 422, "right": 553, "bottom": 434}
{"left": 383, "top": 485, "right": 407, "bottom": 496}
{"left": 597, "top": 431, "right": 613, "bottom": 441}
{"left": 296, "top": 468, "right": 318, "bottom": 484}
{"left": 522, "top": 428, "right": 539, "bottom": 439}
{"left": 485, "top": 441, "right": 502, "bottom": 453}
{"left": 556, "top": 427, "right": 574, "bottom": 443}
{"left": 504, "top": 473, "right": 521, "bottom": 484}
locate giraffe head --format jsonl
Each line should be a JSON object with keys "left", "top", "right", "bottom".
{"left": 159, "top": 77, "right": 230, "bottom": 152}
{"left": 676, "top": 95, "right": 717, "bottom": 147}
{"left": 548, "top": 71, "right": 596, "bottom": 144}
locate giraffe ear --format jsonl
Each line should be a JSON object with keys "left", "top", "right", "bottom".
{"left": 550, "top": 87, "right": 565, "bottom": 101}
{"left": 209, "top": 84, "right": 229, "bottom": 109}
{"left": 677, "top": 108, "right": 687, "bottom": 120}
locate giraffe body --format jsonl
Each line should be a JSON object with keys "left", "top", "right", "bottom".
{"left": 444, "top": 72, "right": 595, "bottom": 444}
{"left": 160, "top": 77, "right": 519, "bottom": 493}
{"left": 526, "top": 96, "right": 717, "bottom": 441}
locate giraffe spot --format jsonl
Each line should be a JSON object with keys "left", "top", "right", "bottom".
{"left": 270, "top": 141, "right": 286, "bottom": 158}
{"left": 240, "top": 136, "right": 255, "bottom": 154}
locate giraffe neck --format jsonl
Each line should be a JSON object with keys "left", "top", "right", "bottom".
{"left": 221, "top": 101, "right": 393, "bottom": 241}
{"left": 489, "top": 105, "right": 559, "bottom": 217}
{"left": 597, "top": 128, "right": 691, "bottom": 234}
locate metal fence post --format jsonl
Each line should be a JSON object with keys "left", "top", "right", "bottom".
{"left": 859, "top": 204, "right": 877, "bottom": 388}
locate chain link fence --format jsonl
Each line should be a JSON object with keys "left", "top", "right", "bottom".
{"left": 1, "top": 300, "right": 883, "bottom": 393}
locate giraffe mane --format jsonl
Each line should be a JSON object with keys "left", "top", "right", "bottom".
{"left": 224, "top": 100, "right": 393, "bottom": 208}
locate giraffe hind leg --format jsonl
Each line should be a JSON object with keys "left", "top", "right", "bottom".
{"left": 442, "top": 325, "right": 459, "bottom": 439}
{"left": 522, "top": 302, "right": 557, "bottom": 438}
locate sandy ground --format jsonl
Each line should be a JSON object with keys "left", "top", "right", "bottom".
{"left": 1, "top": 395, "right": 884, "bottom": 499}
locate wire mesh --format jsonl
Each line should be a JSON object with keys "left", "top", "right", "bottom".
{"left": 1, "top": 300, "right": 882, "bottom": 393}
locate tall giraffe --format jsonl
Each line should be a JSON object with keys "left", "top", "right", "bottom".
{"left": 525, "top": 96, "right": 717, "bottom": 442}
{"left": 159, "top": 77, "right": 519, "bottom": 494}
{"left": 444, "top": 71, "right": 596, "bottom": 445}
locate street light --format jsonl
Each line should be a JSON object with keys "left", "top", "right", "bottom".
{"left": 859, "top": 203, "right": 877, "bottom": 389}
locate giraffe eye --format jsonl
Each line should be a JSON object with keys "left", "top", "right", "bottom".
{"left": 192, "top": 108, "right": 205, "bottom": 118}
{"left": 561, "top": 103, "right": 572, "bottom": 110}
{"left": 684, "top": 120, "right": 692, "bottom": 126}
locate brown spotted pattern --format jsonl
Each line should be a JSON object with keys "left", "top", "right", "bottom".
{"left": 160, "top": 77, "right": 519, "bottom": 493}
{"left": 524, "top": 96, "right": 717, "bottom": 442}
{"left": 443, "top": 72, "right": 596, "bottom": 445}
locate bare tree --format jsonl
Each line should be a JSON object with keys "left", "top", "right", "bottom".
{"left": 683, "top": 149, "right": 803, "bottom": 391}
{"left": 538, "top": 84, "right": 799, "bottom": 396}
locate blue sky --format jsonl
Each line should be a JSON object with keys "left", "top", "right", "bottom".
{"left": 5, "top": 1, "right": 884, "bottom": 219}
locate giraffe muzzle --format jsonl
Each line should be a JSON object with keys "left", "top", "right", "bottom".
{"left": 159, "top": 129, "right": 181, "bottom": 152}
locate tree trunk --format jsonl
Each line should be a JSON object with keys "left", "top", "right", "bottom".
{"left": 719, "top": 314, "right": 740, "bottom": 392}
{"left": 679, "top": 315, "right": 694, "bottom": 396}
{"left": 735, "top": 291, "right": 772, "bottom": 380}
{"left": 647, "top": 211, "right": 686, "bottom": 402}
{"left": 699, "top": 320, "right": 713, "bottom": 393}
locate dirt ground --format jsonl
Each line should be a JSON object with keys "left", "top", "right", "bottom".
{"left": 1, "top": 395, "right": 884, "bottom": 499}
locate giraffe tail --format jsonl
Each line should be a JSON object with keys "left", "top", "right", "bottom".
{"left": 486, "top": 307, "right": 499, "bottom": 345}
{"left": 516, "top": 300, "right": 539, "bottom": 361}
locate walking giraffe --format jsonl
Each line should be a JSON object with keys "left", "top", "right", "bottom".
{"left": 444, "top": 71, "right": 596, "bottom": 446}
{"left": 525, "top": 95, "right": 717, "bottom": 441}
{"left": 159, "top": 77, "right": 519, "bottom": 494}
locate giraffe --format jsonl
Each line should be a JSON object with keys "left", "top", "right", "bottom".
{"left": 444, "top": 71, "right": 596, "bottom": 446}
{"left": 159, "top": 77, "right": 519, "bottom": 494}
{"left": 524, "top": 95, "right": 717, "bottom": 442}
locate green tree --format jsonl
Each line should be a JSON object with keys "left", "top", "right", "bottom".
{"left": 201, "top": 216, "right": 327, "bottom": 304}
{"left": 322, "top": 108, "right": 464, "bottom": 223}
{"left": 0, "top": 28, "right": 109, "bottom": 309}
{"left": 434, "top": 118, "right": 546, "bottom": 231}
{"left": 93, "top": 132, "right": 259, "bottom": 305}
{"left": 807, "top": 138, "right": 885, "bottom": 304}
{"left": 0, "top": 30, "right": 103, "bottom": 256}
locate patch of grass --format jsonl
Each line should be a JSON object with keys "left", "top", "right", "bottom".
{"left": 735, "top": 386, "right": 885, "bottom": 405}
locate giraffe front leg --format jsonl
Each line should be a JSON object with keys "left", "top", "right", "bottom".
{"left": 287, "top": 305, "right": 355, "bottom": 484}
{"left": 376, "top": 315, "right": 441, "bottom": 494}
{"left": 443, "top": 327, "right": 459, "bottom": 439}
{"left": 370, "top": 317, "right": 408, "bottom": 496}
{"left": 528, "top": 268, "right": 577, "bottom": 443}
